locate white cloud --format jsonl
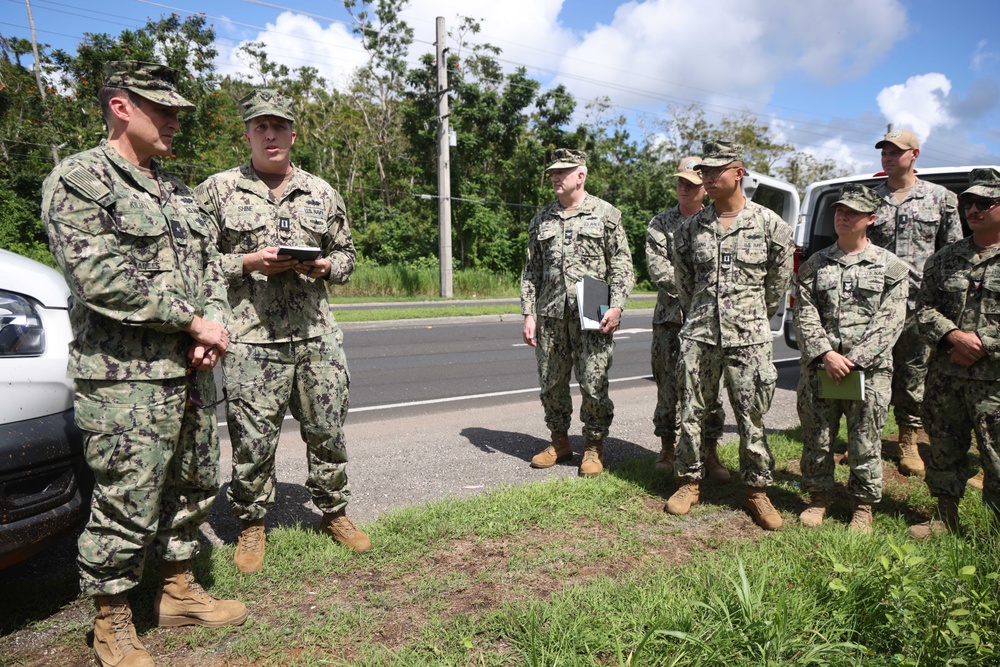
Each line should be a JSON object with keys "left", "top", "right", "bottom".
{"left": 549, "top": 0, "right": 907, "bottom": 116}
{"left": 876, "top": 73, "right": 954, "bottom": 143}
{"left": 971, "top": 39, "right": 999, "bottom": 72}
{"left": 216, "top": 12, "right": 368, "bottom": 89}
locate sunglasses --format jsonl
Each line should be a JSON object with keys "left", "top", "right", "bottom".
{"left": 961, "top": 197, "right": 1000, "bottom": 212}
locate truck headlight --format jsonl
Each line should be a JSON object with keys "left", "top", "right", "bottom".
{"left": 0, "top": 291, "right": 45, "bottom": 356}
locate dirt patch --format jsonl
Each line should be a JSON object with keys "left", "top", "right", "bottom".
{"left": 3, "top": 504, "right": 767, "bottom": 666}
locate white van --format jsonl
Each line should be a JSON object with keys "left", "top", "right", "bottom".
{"left": 0, "top": 249, "right": 88, "bottom": 568}
{"left": 781, "top": 166, "right": 1000, "bottom": 349}
{"left": 740, "top": 171, "right": 801, "bottom": 337}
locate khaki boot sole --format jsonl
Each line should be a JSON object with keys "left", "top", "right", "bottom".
{"left": 530, "top": 451, "right": 573, "bottom": 469}
{"left": 155, "top": 608, "right": 249, "bottom": 628}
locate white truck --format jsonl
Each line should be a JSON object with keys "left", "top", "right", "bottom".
{"left": 781, "top": 166, "right": 1000, "bottom": 349}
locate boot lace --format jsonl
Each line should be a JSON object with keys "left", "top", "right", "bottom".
{"left": 240, "top": 524, "right": 265, "bottom": 553}
{"left": 108, "top": 595, "right": 141, "bottom": 654}
{"left": 181, "top": 570, "right": 215, "bottom": 604}
{"left": 328, "top": 512, "right": 357, "bottom": 536}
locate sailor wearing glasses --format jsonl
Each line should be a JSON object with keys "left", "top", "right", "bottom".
{"left": 909, "top": 168, "right": 1000, "bottom": 539}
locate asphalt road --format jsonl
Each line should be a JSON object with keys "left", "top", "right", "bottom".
{"left": 2, "top": 310, "right": 804, "bottom": 580}
{"left": 201, "top": 310, "right": 803, "bottom": 543}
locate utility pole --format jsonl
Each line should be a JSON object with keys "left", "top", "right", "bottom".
{"left": 25, "top": 0, "right": 59, "bottom": 166}
{"left": 436, "top": 16, "right": 453, "bottom": 298}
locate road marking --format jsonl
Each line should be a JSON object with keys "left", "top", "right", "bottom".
{"left": 218, "top": 357, "right": 801, "bottom": 424}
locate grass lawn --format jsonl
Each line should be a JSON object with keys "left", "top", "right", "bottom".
{"left": 3, "top": 421, "right": 998, "bottom": 666}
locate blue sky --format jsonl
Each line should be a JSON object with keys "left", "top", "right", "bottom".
{"left": 4, "top": 0, "right": 1000, "bottom": 173}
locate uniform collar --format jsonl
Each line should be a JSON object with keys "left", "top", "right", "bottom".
{"left": 100, "top": 139, "right": 164, "bottom": 199}
{"left": 824, "top": 241, "right": 880, "bottom": 265}
{"left": 236, "top": 161, "right": 311, "bottom": 200}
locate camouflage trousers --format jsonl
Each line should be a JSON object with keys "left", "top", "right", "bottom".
{"left": 74, "top": 375, "right": 220, "bottom": 596}
{"left": 676, "top": 339, "right": 777, "bottom": 486}
{"left": 923, "top": 371, "right": 1000, "bottom": 512}
{"left": 797, "top": 365, "right": 890, "bottom": 503}
{"left": 651, "top": 322, "right": 724, "bottom": 444}
{"left": 535, "top": 309, "right": 614, "bottom": 441}
{"left": 224, "top": 330, "right": 351, "bottom": 520}
{"left": 890, "top": 311, "right": 930, "bottom": 428}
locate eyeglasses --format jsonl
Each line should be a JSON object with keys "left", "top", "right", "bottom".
{"left": 961, "top": 197, "right": 1000, "bottom": 212}
{"left": 700, "top": 166, "right": 738, "bottom": 181}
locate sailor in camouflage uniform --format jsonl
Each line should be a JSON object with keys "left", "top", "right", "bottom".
{"left": 871, "top": 128, "right": 962, "bottom": 476}
{"left": 794, "top": 184, "right": 908, "bottom": 533}
{"left": 665, "top": 140, "right": 794, "bottom": 530}
{"left": 521, "top": 148, "right": 635, "bottom": 477}
{"left": 41, "top": 61, "right": 246, "bottom": 667}
{"left": 909, "top": 168, "right": 1000, "bottom": 539}
{"left": 646, "top": 156, "right": 727, "bottom": 479}
{"left": 196, "top": 89, "right": 368, "bottom": 575}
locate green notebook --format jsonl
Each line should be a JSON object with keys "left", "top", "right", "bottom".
{"left": 818, "top": 369, "right": 865, "bottom": 401}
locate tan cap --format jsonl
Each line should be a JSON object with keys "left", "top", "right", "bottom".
{"left": 673, "top": 156, "right": 703, "bottom": 185}
{"left": 240, "top": 89, "right": 295, "bottom": 122}
{"left": 545, "top": 148, "right": 587, "bottom": 171}
{"left": 875, "top": 128, "right": 920, "bottom": 150}
{"left": 102, "top": 61, "right": 194, "bottom": 110}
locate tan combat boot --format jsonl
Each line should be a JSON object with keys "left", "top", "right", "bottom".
{"left": 848, "top": 502, "right": 873, "bottom": 535}
{"left": 744, "top": 488, "right": 783, "bottom": 530}
{"left": 909, "top": 496, "right": 960, "bottom": 539}
{"left": 234, "top": 518, "right": 266, "bottom": 574}
{"left": 655, "top": 437, "right": 675, "bottom": 472}
{"left": 799, "top": 491, "right": 829, "bottom": 528}
{"left": 153, "top": 560, "right": 249, "bottom": 628}
{"left": 897, "top": 425, "right": 925, "bottom": 476}
{"left": 92, "top": 593, "right": 153, "bottom": 667}
{"left": 664, "top": 482, "right": 700, "bottom": 515}
{"left": 704, "top": 442, "right": 732, "bottom": 481}
{"left": 530, "top": 431, "right": 573, "bottom": 468}
{"left": 968, "top": 470, "right": 985, "bottom": 490}
{"left": 320, "top": 509, "right": 372, "bottom": 552}
{"left": 579, "top": 439, "right": 604, "bottom": 477}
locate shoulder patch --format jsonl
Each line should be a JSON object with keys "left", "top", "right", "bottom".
{"left": 604, "top": 206, "right": 622, "bottom": 227}
{"left": 797, "top": 257, "right": 817, "bottom": 284}
{"left": 62, "top": 166, "right": 112, "bottom": 205}
{"left": 884, "top": 256, "right": 909, "bottom": 283}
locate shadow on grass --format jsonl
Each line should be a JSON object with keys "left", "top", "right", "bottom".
{"left": 205, "top": 481, "right": 318, "bottom": 544}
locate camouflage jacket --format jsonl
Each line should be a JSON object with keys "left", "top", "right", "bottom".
{"left": 917, "top": 238, "right": 1000, "bottom": 380}
{"left": 520, "top": 193, "right": 635, "bottom": 318}
{"left": 40, "top": 140, "right": 228, "bottom": 381}
{"left": 871, "top": 179, "right": 962, "bottom": 308}
{"left": 673, "top": 201, "right": 794, "bottom": 347}
{"left": 794, "top": 242, "right": 908, "bottom": 371}
{"left": 645, "top": 205, "right": 693, "bottom": 325}
{"left": 196, "top": 163, "right": 356, "bottom": 343}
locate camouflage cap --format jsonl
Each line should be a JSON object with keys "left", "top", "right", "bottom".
{"left": 961, "top": 168, "right": 1000, "bottom": 199}
{"left": 545, "top": 148, "right": 587, "bottom": 171}
{"left": 875, "top": 128, "right": 920, "bottom": 151}
{"left": 102, "top": 61, "right": 194, "bottom": 110}
{"left": 695, "top": 140, "right": 745, "bottom": 168}
{"left": 673, "top": 155, "right": 703, "bottom": 185}
{"left": 831, "top": 183, "right": 880, "bottom": 213}
{"left": 239, "top": 89, "right": 295, "bottom": 122}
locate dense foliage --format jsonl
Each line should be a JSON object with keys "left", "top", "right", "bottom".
{"left": 0, "top": 2, "right": 846, "bottom": 280}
